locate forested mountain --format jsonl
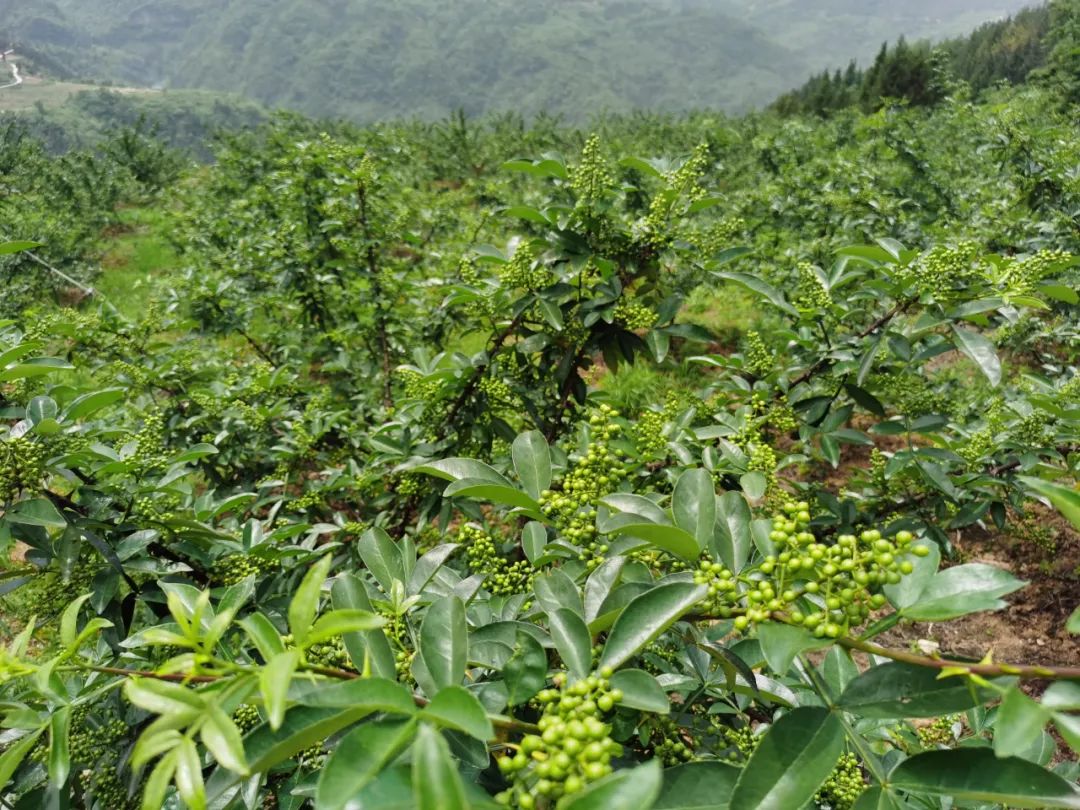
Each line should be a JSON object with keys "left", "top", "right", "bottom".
{"left": 0, "top": 0, "right": 1034, "bottom": 120}
{"left": 772, "top": 5, "right": 1053, "bottom": 115}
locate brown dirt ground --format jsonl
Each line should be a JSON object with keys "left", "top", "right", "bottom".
{"left": 876, "top": 509, "right": 1080, "bottom": 670}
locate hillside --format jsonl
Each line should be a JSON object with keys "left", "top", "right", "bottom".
{"left": 0, "top": 0, "right": 1036, "bottom": 120}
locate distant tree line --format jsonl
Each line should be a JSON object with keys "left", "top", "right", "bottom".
{"left": 772, "top": 4, "right": 1055, "bottom": 116}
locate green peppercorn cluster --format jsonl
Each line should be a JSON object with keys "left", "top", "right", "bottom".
{"left": 234, "top": 703, "right": 262, "bottom": 733}
{"left": 1014, "top": 410, "right": 1053, "bottom": 446}
{"left": 719, "top": 724, "right": 758, "bottom": 763}
{"left": 539, "top": 406, "right": 629, "bottom": 570}
{"left": 870, "top": 372, "right": 948, "bottom": 418}
{"left": 612, "top": 299, "right": 656, "bottom": 331}
{"left": 815, "top": 752, "right": 864, "bottom": 809}
{"left": 917, "top": 715, "right": 962, "bottom": 748}
{"left": 297, "top": 740, "right": 326, "bottom": 770}
{"left": 7, "top": 564, "right": 97, "bottom": 622}
{"left": 744, "top": 330, "right": 775, "bottom": 377}
{"left": 307, "top": 637, "right": 353, "bottom": 670}
{"left": 396, "top": 472, "right": 424, "bottom": 497}
{"left": 479, "top": 376, "right": 519, "bottom": 409}
{"left": 500, "top": 244, "right": 549, "bottom": 291}
{"left": 996, "top": 249, "right": 1071, "bottom": 296}
{"left": 0, "top": 436, "right": 44, "bottom": 501}
{"left": 690, "top": 216, "right": 747, "bottom": 256}
{"left": 633, "top": 408, "right": 668, "bottom": 457}
{"left": 460, "top": 524, "right": 535, "bottom": 596}
{"left": 132, "top": 492, "right": 181, "bottom": 523}
{"left": 903, "top": 242, "right": 984, "bottom": 302}
{"left": 496, "top": 670, "right": 624, "bottom": 808}
{"left": 132, "top": 410, "right": 168, "bottom": 470}
{"left": 571, "top": 134, "right": 614, "bottom": 206}
{"left": 67, "top": 706, "right": 137, "bottom": 809}
{"left": 957, "top": 400, "right": 1007, "bottom": 466}
{"left": 212, "top": 553, "right": 279, "bottom": 586}
{"left": 459, "top": 256, "right": 481, "bottom": 285}
{"left": 652, "top": 716, "right": 695, "bottom": 765}
{"left": 645, "top": 144, "right": 709, "bottom": 240}
{"left": 696, "top": 504, "right": 927, "bottom": 638}
{"left": 1009, "top": 513, "right": 1058, "bottom": 555}
{"left": 794, "top": 262, "right": 832, "bottom": 313}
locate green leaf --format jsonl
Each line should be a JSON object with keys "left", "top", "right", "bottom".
{"left": 838, "top": 661, "right": 997, "bottom": 718}
{"left": 1020, "top": 477, "right": 1080, "bottom": 532}
{"left": 951, "top": 325, "right": 1001, "bottom": 387}
{"left": 533, "top": 570, "right": 584, "bottom": 617}
{"left": 599, "top": 582, "right": 706, "bottom": 670}
{"left": 548, "top": 607, "right": 593, "bottom": 682}
{"left": 994, "top": 686, "right": 1050, "bottom": 759}
{"left": 852, "top": 787, "right": 907, "bottom": 810}
{"left": 900, "top": 563, "right": 1025, "bottom": 621}
{"left": 1069, "top": 605, "right": 1080, "bottom": 635}
{"left": 26, "top": 395, "right": 58, "bottom": 425}
{"left": 883, "top": 541, "right": 940, "bottom": 610}
{"left": 141, "top": 751, "right": 176, "bottom": 810}
{"left": 423, "top": 685, "right": 494, "bottom": 741}
{"left": 609, "top": 669, "right": 669, "bottom": 713}
{"left": 59, "top": 593, "right": 92, "bottom": 649}
{"left": 713, "top": 491, "right": 751, "bottom": 574}
{"left": 8, "top": 498, "right": 67, "bottom": 529}
{"left": 246, "top": 705, "right": 379, "bottom": 772}
{"left": 1043, "top": 681, "right": 1080, "bottom": 712}
{"left": 332, "top": 573, "right": 397, "bottom": 679}
{"left": 504, "top": 629, "right": 548, "bottom": 706}
{"left": 522, "top": 521, "right": 549, "bottom": 563}
{"left": 757, "top": 623, "right": 830, "bottom": 675}
{"left": 316, "top": 718, "right": 418, "bottom": 810}
{"left": 288, "top": 555, "right": 332, "bottom": 647}
{"left": 200, "top": 705, "right": 249, "bottom": 775}
{"left": 654, "top": 761, "right": 739, "bottom": 809}
{"left": 358, "top": 527, "right": 406, "bottom": 594}
{"left": 443, "top": 479, "right": 541, "bottom": 512}
{"left": 414, "top": 458, "right": 512, "bottom": 486}
{"left": 0, "top": 240, "right": 42, "bottom": 254}
{"left": 889, "top": 749, "right": 1080, "bottom": 808}
{"left": 62, "top": 387, "right": 125, "bottom": 421}
{"left": 740, "top": 471, "right": 768, "bottom": 501}
{"left": 818, "top": 646, "right": 859, "bottom": 695}
{"left": 672, "top": 468, "right": 715, "bottom": 551}
{"left": 419, "top": 595, "right": 467, "bottom": 691}
{"left": 261, "top": 650, "right": 300, "bottom": 730}
{"left": 512, "top": 430, "right": 551, "bottom": 500}
{"left": 560, "top": 760, "right": 662, "bottom": 810}
{"left": 48, "top": 705, "right": 71, "bottom": 788}
{"left": 714, "top": 272, "right": 798, "bottom": 316}
{"left": 729, "top": 706, "right": 845, "bottom": 810}
{"left": 294, "top": 677, "right": 416, "bottom": 715}
{"left": 125, "top": 678, "right": 205, "bottom": 716}
{"left": 584, "top": 557, "right": 625, "bottom": 624}
{"left": 175, "top": 736, "right": 207, "bottom": 810}
{"left": 239, "top": 613, "right": 285, "bottom": 662}
{"left": 0, "top": 727, "right": 44, "bottom": 789}
{"left": 412, "top": 724, "right": 469, "bottom": 810}
{"left": 607, "top": 522, "right": 700, "bottom": 560}
{"left": 304, "top": 609, "right": 386, "bottom": 649}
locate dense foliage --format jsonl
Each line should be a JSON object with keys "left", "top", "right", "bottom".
{"left": 0, "top": 26, "right": 1078, "bottom": 810}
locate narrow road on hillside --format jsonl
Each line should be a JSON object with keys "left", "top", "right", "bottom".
{"left": 0, "top": 54, "right": 22, "bottom": 90}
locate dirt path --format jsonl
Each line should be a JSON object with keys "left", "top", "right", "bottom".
{"left": 0, "top": 59, "right": 22, "bottom": 91}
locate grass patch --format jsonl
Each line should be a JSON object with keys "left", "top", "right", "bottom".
{"left": 96, "top": 206, "right": 179, "bottom": 318}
